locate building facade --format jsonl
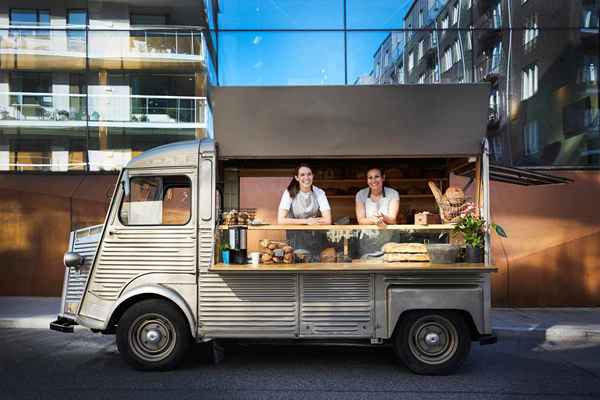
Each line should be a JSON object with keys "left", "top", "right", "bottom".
{"left": 0, "top": 0, "right": 214, "bottom": 173}
{"left": 0, "top": 0, "right": 215, "bottom": 296}
{"left": 367, "top": 0, "right": 599, "bottom": 168}
{"left": 1, "top": 0, "right": 599, "bottom": 305}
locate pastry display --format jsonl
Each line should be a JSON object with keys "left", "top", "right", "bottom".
{"left": 259, "top": 239, "right": 294, "bottom": 264}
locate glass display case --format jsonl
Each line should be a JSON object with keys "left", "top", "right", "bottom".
{"left": 214, "top": 224, "right": 472, "bottom": 270}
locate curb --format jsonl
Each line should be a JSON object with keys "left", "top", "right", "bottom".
{"left": 494, "top": 325, "right": 600, "bottom": 343}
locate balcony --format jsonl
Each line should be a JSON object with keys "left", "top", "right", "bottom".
{"left": 476, "top": 54, "right": 503, "bottom": 81}
{"left": 0, "top": 27, "right": 206, "bottom": 72}
{"left": 0, "top": 27, "right": 86, "bottom": 70}
{"left": 88, "top": 29, "right": 205, "bottom": 71}
{"left": 0, "top": 92, "right": 207, "bottom": 129}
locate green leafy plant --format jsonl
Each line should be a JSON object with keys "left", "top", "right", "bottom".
{"left": 218, "top": 242, "right": 230, "bottom": 252}
{"left": 453, "top": 214, "right": 507, "bottom": 248}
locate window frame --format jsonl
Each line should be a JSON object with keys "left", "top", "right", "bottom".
{"left": 118, "top": 173, "right": 193, "bottom": 227}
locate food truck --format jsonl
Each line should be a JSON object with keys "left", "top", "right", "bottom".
{"left": 50, "top": 85, "right": 509, "bottom": 375}
{"left": 50, "top": 141, "right": 502, "bottom": 375}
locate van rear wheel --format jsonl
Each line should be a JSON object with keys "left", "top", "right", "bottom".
{"left": 394, "top": 311, "right": 471, "bottom": 375}
{"left": 116, "top": 299, "right": 191, "bottom": 371}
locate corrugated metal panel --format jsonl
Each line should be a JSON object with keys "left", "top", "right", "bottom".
{"left": 198, "top": 227, "right": 214, "bottom": 269}
{"left": 300, "top": 274, "right": 373, "bottom": 337}
{"left": 198, "top": 272, "right": 298, "bottom": 337}
{"left": 63, "top": 225, "right": 103, "bottom": 316}
{"left": 383, "top": 273, "right": 486, "bottom": 286}
{"left": 90, "top": 227, "right": 196, "bottom": 300}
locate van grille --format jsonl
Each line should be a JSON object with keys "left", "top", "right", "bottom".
{"left": 62, "top": 225, "right": 103, "bottom": 316}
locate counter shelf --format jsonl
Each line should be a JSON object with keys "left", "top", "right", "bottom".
{"left": 215, "top": 225, "right": 473, "bottom": 271}
{"left": 209, "top": 262, "right": 496, "bottom": 272}
{"left": 218, "top": 224, "right": 456, "bottom": 231}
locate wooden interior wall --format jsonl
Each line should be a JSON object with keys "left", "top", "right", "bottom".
{"left": 0, "top": 175, "right": 117, "bottom": 297}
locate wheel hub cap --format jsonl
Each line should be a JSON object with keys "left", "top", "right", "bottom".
{"left": 425, "top": 332, "right": 440, "bottom": 346}
{"left": 145, "top": 329, "right": 162, "bottom": 344}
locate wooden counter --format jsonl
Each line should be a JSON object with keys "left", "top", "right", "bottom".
{"left": 219, "top": 224, "right": 455, "bottom": 231}
{"left": 209, "top": 261, "right": 497, "bottom": 273}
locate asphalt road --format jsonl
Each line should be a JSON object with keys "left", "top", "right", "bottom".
{"left": 1, "top": 328, "right": 600, "bottom": 400}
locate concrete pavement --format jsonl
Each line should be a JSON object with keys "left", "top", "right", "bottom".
{"left": 1, "top": 296, "right": 599, "bottom": 342}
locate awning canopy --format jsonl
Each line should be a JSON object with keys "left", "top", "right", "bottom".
{"left": 455, "top": 162, "right": 574, "bottom": 186}
{"left": 214, "top": 84, "right": 490, "bottom": 159}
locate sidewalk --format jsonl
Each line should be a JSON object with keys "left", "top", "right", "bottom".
{"left": 1, "top": 297, "right": 599, "bottom": 342}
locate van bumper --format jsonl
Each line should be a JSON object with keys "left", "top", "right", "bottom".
{"left": 50, "top": 316, "right": 77, "bottom": 333}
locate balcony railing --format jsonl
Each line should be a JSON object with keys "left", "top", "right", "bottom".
{"left": 0, "top": 92, "right": 206, "bottom": 128}
{"left": 88, "top": 29, "right": 204, "bottom": 65}
{"left": 0, "top": 26, "right": 206, "bottom": 70}
{"left": 476, "top": 54, "right": 503, "bottom": 81}
{"left": 0, "top": 26, "right": 86, "bottom": 70}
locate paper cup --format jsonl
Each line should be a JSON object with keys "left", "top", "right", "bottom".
{"left": 250, "top": 252, "right": 261, "bottom": 265}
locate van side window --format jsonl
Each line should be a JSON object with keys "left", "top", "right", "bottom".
{"left": 120, "top": 175, "right": 191, "bottom": 225}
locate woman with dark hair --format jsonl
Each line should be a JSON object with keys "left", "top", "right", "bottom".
{"left": 355, "top": 167, "right": 400, "bottom": 256}
{"left": 277, "top": 164, "right": 332, "bottom": 225}
{"left": 277, "top": 164, "right": 331, "bottom": 259}
{"left": 355, "top": 167, "right": 399, "bottom": 225}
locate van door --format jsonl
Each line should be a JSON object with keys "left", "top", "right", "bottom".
{"left": 78, "top": 168, "right": 197, "bottom": 325}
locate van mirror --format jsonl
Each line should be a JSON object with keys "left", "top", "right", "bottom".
{"left": 64, "top": 252, "right": 85, "bottom": 269}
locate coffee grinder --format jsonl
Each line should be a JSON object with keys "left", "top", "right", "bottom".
{"left": 228, "top": 225, "right": 247, "bottom": 264}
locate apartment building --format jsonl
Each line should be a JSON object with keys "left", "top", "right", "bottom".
{"left": 471, "top": 0, "right": 599, "bottom": 167}
{"left": 368, "top": 0, "right": 598, "bottom": 168}
{"left": 0, "top": 0, "right": 214, "bottom": 296}
{"left": 0, "top": 0, "right": 214, "bottom": 172}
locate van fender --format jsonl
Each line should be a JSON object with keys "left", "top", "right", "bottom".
{"left": 107, "top": 282, "right": 197, "bottom": 338}
{"left": 387, "top": 287, "right": 486, "bottom": 338}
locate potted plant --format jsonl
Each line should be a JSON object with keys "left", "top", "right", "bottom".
{"left": 453, "top": 214, "right": 506, "bottom": 263}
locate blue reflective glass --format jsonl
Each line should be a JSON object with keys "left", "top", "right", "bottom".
{"left": 347, "top": 31, "right": 394, "bottom": 85}
{"left": 218, "top": 32, "right": 345, "bottom": 85}
{"left": 218, "top": 0, "right": 344, "bottom": 29}
{"left": 346, "top": 0, "right": 412, "bottom": 29}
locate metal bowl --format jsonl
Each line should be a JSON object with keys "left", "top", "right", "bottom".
{"left": 426, "top": 244, "right": 461, "bottom": 264}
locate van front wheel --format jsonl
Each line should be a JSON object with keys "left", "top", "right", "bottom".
{"left": 394, "top": 311, "right": 471, "bottom": 375}
{"left": 116, "top": 299, "right": 191, "bottom": 371}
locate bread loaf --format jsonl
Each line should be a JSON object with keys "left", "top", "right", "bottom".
{"left": 384, "top": 253, "right": 430, "bottom": 262}
{"left": 382, "top": 242, "right": 427, "bottom": 254}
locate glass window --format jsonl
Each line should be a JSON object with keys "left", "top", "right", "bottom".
{"left": 10, "top": 9, "right": 50, "bottom": 37}
{"left": 522, "top": 64, "right": 539, "bottom": 100}
{"left": 220, "top": 0, "right": 343, "bottom": 29}
{"left": 219, "top": 31, "right": 344, "bottom": 85}
{"left": 524, "top": 14, "right": 539, "bottom": 47}
{"left": 418, "top": 40, "right": 424, "bottom": 60}
{"left": 523, "top": 120, "right": 539, "bottom": 155}
{"left": 453, "top": 41, "right": 462, "bottom": 63}
{"left": 408, "top": 51, "right": 414, "bottom": 71}
{"left": 452, "top": 3, "right": 459, "bottom": 26}
{"left": 67, "top": 9, "right": 87, "bottom": 26}
{"left": 120, "top": 175, "right": 191, "bottom": 225}
{"left": 347, "top": 31, "right": 395, "bottom": 85}
{"left": 441, "top": 14, "right": 449, "bottom": 30}
{"left": 443, "top": 47, "right": 452, "bottom": 72}
{"left": 347, "top": 0, "right": 409, "bottom": 29}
